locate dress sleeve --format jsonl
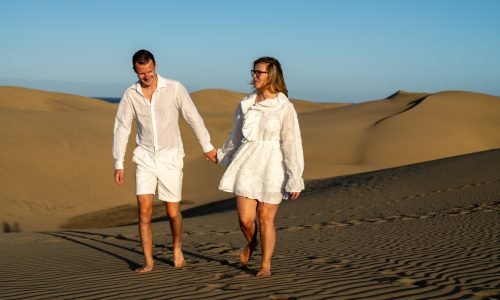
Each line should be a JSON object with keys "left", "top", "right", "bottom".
{"left": 176, "top": 83, "right": 214, "bottom": 153}
{"left": 280, "top": 103, "right": 305, "bottom": 192}
{"left": 112, "top": 94, "right": 135, "bottom": 170}
{"left": 217, "top": 104, "right": 244, "bottom": 167}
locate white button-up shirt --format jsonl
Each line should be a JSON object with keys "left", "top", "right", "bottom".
{"left": 112, "top": 75, "right": 214, "bottom": 170}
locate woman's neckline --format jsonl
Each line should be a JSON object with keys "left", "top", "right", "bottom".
{"left": 255, "top": 92, "right": 278, "bottom": 103}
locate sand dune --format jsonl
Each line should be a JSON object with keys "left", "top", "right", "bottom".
{"left": 0, "top": 86, "right": 134, "bottom": 232}
{"left": 0, "top": 86, "right": 499, "bottom": 232}
{"left": 301, "top": 90, "right": 500, "bottom": 178}
{"left": 0, "top": 149, "right": 498, "bottom": 299}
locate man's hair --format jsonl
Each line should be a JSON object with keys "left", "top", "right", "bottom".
{"left": 252, "top": 56, "right": 288, "bottom": 97}
{"left": 133, "top": 49, "right": 156, "bottom": 72}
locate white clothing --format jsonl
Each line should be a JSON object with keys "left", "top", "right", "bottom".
{"left": 134, "top": 147, "right": 184, "bottom": 201}
{"left": 112, "top": 75, "right": 214, "bottom": 170}
{"left": 218, "top": 92, "right": 304, "bottom": 204}
{"left": 113, "top": 75, "right": 213, "bottom": 201}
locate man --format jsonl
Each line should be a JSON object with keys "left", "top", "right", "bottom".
{"left": 113, "top": 49, "right": 217, "bottom": 273}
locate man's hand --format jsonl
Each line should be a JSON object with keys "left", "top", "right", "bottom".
{"left": 204, "top": 149, "right": 217, "bottom": 163}
{"left": 114, "top": 169, "right": 125, "bottom": 185}
{"left": 289, "top": 192, "right": 301, "bottom": 200}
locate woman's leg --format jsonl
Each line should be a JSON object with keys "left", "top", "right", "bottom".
{"left": 236, "top": 196, "right": 259, "bottom": 265}
{"left": 256, "top": 202, "right": 279, "bottom": 276}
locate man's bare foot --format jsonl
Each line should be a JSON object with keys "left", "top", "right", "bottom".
{"left": 173, "top": 247, "right": 186, "bottom": 269}
{"left": 256, "top": 268, "right": 271, "bottom": 277}
{"left": 239, "top": 240, "right": 258, "bottom": 266}
{"left": 135, "top": 265, "right": 154, "bottom": 273}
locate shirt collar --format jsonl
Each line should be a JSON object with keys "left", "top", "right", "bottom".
{"left": 132, "top": 74, "right": 167, "bottom": 94}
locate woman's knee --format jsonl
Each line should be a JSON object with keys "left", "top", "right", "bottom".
{"left": 258, "top": 216, "right": 274, "bottom": 228}
{"left": 258, "top": 207, "right": 277, "bottom": 227}
{"left": 239, "top": 217, "right": 255, "bottom": 230}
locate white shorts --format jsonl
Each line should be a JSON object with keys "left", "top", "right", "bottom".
{"left": 133, "top": 147, "right": 184, "bottom": 202}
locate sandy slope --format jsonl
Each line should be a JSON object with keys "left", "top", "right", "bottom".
{"left": 0, "top": 149, "right": 498, "bottom": 299}
{"left": 0, "top": 86, "right": 499, "bottom": 231}
{"left": 301, "top": 90, "right": 500, "bottom": 178}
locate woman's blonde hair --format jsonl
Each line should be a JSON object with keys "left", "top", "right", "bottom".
{"left": 252, "top": 56, "right": 288, "bottom": 97}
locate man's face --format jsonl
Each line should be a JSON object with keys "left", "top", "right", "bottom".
{"left": 134, "top": 60, "right": 156, "bottom": 88}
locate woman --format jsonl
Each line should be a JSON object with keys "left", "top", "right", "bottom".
{"left": 217, "top": 56, "right": 304, "bottom": 276}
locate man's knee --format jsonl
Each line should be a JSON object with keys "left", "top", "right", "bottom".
{"left": 138, "top": 209, "right": 152, "bottom": 225}
{"left": 166, "top": 203, "right": 182, "bottom": 220}
{"left": 137, "top": 195, "right": 153, "bottom": 224}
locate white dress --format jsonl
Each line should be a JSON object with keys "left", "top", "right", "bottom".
{"left": 218, "top": 92, "right": 304, "bottom": 204}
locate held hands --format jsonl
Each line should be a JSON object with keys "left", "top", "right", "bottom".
{"left": 204, "top": 149, "right": 218, "bottom": 164}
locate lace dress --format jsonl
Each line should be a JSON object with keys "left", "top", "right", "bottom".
{"left": 217, "top": 92, "right": 304, "bottom": 204}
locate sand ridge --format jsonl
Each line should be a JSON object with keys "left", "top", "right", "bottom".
{"left": 0, "top": 86, "right": 499, "bottom": 232}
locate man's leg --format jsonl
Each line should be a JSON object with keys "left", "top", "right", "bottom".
{"left": 236, "top": 196, "right": 259, "bottom": 266}
{"left": 136, "top": 194, "right": 155, "bottom": 273}
{"left": 166, "top": 201, "right": 186, "bottom": 268}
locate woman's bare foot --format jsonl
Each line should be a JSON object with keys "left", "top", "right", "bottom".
{"left": 173, "top": 247, "right": 186, "bottom": 269}
{"left": 135, "top": 265, "right": 154, "bottom": 273}
{"left": 239, "top": 240, "right": 258, "bottom": 266}
{"left": 256, "top": 268, "right": 271, "bottom": 277}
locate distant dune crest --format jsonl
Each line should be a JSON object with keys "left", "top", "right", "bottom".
{"left": 0, "top": 86, "right": 499, "bottom": 231}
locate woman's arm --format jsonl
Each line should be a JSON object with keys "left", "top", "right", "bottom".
{"left": 280, "top": 103, "right": 305, "bottom": 192}
{"left": 217, "top": 104, "right": 245, "bottom": 167}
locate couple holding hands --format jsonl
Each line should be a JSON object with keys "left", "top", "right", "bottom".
{"left": 113, "top": 49, "right": 304, "bottom": 277}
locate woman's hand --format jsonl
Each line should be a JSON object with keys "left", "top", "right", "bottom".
{"left": 289, "top": 192, "right": 301, "bottom": 200}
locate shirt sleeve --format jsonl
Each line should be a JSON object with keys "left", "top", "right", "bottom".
{"left": 176, "top": 83, "right": 214, "bottom": 153}
{"left": 112, "top": 93, "right": 134, "bottom": 170}
{"left": 217, "top": 104, "right": 244, "bottom": 167}
{"left": 280, "top": 102, "right": 305, "bottom": 192}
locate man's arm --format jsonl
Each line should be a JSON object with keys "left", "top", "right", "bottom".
{"left": 112, "top": 94, "right": 134, "bottom": 182}
{"left": 176, "top": 83, "right": 215, "bottom": 155}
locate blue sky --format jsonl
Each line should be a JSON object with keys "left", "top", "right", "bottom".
{"left": 1, "top": 0, "right": 499, "bottom": 103}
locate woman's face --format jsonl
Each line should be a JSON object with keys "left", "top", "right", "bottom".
{"left": 251, "top": 62, "right": 269, "bottom": 90}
